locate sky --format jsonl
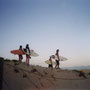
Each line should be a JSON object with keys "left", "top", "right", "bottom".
{"left": 0, "top": 0, "right": 90, "bottom": 67}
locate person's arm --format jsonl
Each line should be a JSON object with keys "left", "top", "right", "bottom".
{"left": 28, "top": 47, "right": 31, "bottom": 54}
{"left": 51, "top": 60, "right": 52, "bottom": 64}
{"left": 57, "top": 53, "right": 60, "bottom": 60}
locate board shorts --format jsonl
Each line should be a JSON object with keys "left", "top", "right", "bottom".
{"left": 49, "top": 64, "right": 53, "bottom": 68}
{"left": 19, "top": 55, "right": 23, "bottom": 59}
{"left": 55, "top": 60, "right": 59, "bottom": 65}
{"left": 26, "top": 54, "right": 30, "bottom": 58}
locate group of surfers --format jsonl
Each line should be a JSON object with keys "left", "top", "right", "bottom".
{"left": 48, "top": 49, "right": 60, "bottom": 69}
{"left": 18, "top": 44, "right": 31, "bottom": 65}
{"left": 18, "top": 44, "right": 60, "bottom": 69}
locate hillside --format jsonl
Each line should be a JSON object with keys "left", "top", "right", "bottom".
{"left": 1, "top": 58, "right": 90, "bottom": 90}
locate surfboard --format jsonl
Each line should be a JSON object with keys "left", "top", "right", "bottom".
{"left": 11, "top": 49, "right": 24, "bottom": 55}
{"left": 45, "top": 60, "right": 56, "bottom": 65}
{"left": 51, "top": 55, "right": 68, "bottom": 61}
{"left": 30, "top": 50, "right": 39, "bottom": 57}
{"left": 10, "top": 49, "right": 39, "bottom": 57}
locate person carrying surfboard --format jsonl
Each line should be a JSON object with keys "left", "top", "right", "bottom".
{"left": 55, "top": 49, "right": 60, "bottom": 69}
{"left": 25, "top": 44, "right": 31, "bottom": 65}
{"left": 48, "top": 56, "right": 53, "bottom": 69}
{"left": 19, "top": 45, "right": 23, "bottom": 62}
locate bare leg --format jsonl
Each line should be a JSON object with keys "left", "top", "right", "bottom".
{"left": 27, "top": 58, "right": 29, "bottom": 65}
{"left": 26, "top": 55, "right": 28, "bottom": 64}
{"left": 26, "top": 55, "right": 30, "bottom": 65}
{"left": 55, "top": 64, "right": 57, "bottom": 68}
{"left": 19, "top": 55, "right": 22, "bottom": 62}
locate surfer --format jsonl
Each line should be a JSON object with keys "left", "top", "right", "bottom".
{"left": 19, "top": 45, "right": 23, "bottom": 62}
{"left": 25, "top": 44, "right": 31, "bottom": 65}
{"left": 55, "top": 49, "right": 60, "bottom": 69}
{"left": 48, "top": 56, "right": 53, "bottom": 69}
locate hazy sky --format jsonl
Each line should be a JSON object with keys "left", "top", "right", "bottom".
{"left": 0, "top": 0, "right": 90, "bottom": 67}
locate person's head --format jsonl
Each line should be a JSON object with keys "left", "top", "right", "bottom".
{"left": 56, "top": 49, "right": 59, "bottom": 53}
{"left": 26, "top": 44, "right": 29, "bottom": 48}
{"left": 49, "top": 56, "right": 52, "bottom": 60}
{"left": 19, "top": 45, "right": 22, "bottom": 49}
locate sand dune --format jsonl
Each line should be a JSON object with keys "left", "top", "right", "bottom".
{"left": 1, "top": 60, "right": 90, "bottom": 90}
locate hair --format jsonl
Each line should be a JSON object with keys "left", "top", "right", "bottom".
{"left": 26, "top": 44, "right": 29, "bottom": 49}
{"left": 56, "top": 49, "right": 59, "bottom": 52}
{"left": 49, "top": 57, "right": 52, "bottom": 60}
{"left": 19, "top": 45, "right": 22, "bottom": 49}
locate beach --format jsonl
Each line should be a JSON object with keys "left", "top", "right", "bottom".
{"left": 1, "top": 59, "right": 90, "bottom": 90}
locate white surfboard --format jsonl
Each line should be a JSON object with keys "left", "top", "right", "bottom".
{"left": 51, "top": 55, "right": 68, "bottom": 61}
{"left": 23, "top": 49, "right": 39, "bottom": 57}
{"left": 45, "top": 60, "right": 56, "bottom": 65}
{"left": 30, "top": 50, "right": 39, "bottom": 57}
